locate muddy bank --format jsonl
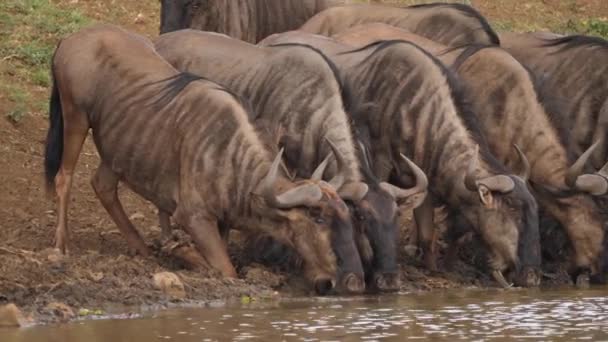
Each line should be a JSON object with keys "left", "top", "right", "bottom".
{"left": 0, "top": 114, "right": 572, "bottom": 325}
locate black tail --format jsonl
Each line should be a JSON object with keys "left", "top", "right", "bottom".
{"left": 44, "top": 63, "right": 63, "bottom": 192}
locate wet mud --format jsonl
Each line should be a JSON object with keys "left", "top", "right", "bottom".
{"left": 0, "top": 115, "right": 572, "bottom": 324}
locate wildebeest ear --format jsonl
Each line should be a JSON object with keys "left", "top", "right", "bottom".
{"left": 478, "top": 185, "right": 495, "bottom": 208}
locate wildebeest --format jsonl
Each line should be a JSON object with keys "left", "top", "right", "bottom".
{"left": 333, "top": 23, "right": 608, "bottom": 284}
{"left": 500, "top": 32, "right": 608, "bottom": 172}
{"left": 260, "top": 31, "right": 541, "bottom": 287}
{"left": 299, "top": 3, "right": 499, "bottom": 47}
{"left": 154, "top": 30, "right": 428, "bottom": 292}
{"left": 159, "top": 0, "right": 345, "bottom": 41}
{"left": 44, "top": 24, "right": 363, "bottom": 295}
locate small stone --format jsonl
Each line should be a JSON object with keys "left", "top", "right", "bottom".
{"left": 0, "top": 304, "right": 23, "bottom": 327}
{"left": 89, "top": 271, "right": 104, "bottom": 282}
{"left": 45, "top": 302, "right": 75, "bottom": 321}
{"left": 153, "top": 272, "right": 186, "bottom": 299}
{"left": 129, "top": 212, "right": 145, "bottom": 220}
{"left": 134, "top": 13, "right": 145, "bottom": 24}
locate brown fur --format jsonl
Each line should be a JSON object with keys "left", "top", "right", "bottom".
{"left": 335, "top": 24, "right": 607, "bottom": 280}
{"left": 500, "top": 32, "right": 608, "bottom": 171}
{"left": 154, "top": 30, "right": 426, "bottom": 291}
{"left": 299, "top": 3, "right": 499, "bottom": 47}
{"left": 44, "top": 24, "right": 360, "bottom": 293}
{"left": 159, "top": 0, "right": 344, "bottom": 42}
{"left": 261, "top": 31, "right": 541, "bottom": 287}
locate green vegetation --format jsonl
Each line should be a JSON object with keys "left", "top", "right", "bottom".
{"left": 565, "top": 18, "right": 608, "bottom": 38}
{"left": 0, "top": 0, "right": 90, "bottom": 121}
{"left": 0, "top": 0, "right": 606, "bottom": 124}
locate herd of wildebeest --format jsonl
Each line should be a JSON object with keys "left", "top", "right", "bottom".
{"left": 42, "top": 0, "right": 608, "bottom": 295}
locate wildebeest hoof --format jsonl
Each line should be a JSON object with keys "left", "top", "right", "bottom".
{"left": 576, "top": 273, "right": 590, "bottom": 288}
{"left": 342, "top": 273, "right": 365, "bottom": 294}
{"left": 374, "top": 273, "right": 400, "bottom": 292}
{"left": 314, "top": 278, "right": 336, "bottom": 296}
{"left": 403, "top": 244, "right": 421, "bottom": 258}
{"left": 492, "top": 270, "right": 513, "bottom": 288}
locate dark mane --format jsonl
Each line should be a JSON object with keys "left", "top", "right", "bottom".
{"left": 449, "top": 43, "right": 492, "bottom": 71}
{"left": 267, "top": 42, "right": 380, "bottom": 183}
{"left": 450, "top": 44, "right": 576, "bottom": 162}
{"left": 344, "top": 39, "right": 508, "bottom": 173}
{"left": 267, "top": 42, "right": 358, "bottom": 113}
{"left": 151, "top": 72, "right": 255, "bottom": 116}
{"left": 543, "top": 34, "right": 608, "bottom": 52}
{"left": 407, "top": 2, "right": 500, "bottom": 45}
{"left": 523, "top": 66, "right": 577, "bottom": 163}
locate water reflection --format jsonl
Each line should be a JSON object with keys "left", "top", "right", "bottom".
{"left": 2, "top": 288, "right": 608, "bottom": 341}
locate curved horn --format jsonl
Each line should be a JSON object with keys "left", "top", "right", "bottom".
{"left": 357, "top": 140, "right": 373, "bottom": 171}
{"left": 478, "top": 175, "right": 515, "bottom": 194}
{"left": 311, "top": 153, "right": 331, "bottom": 181}
{"left": 599, "top": 161, "right": 608, "bottom": 179}
{"left": 513, "top": 144, "right": 530, "bottom": 182}
{"left": 262, "top": 148, "right": 323, "bottom": 208}
{"left": 262, "top": 147, "right": 285, "bottom": 207}
{"left": 338, "top": 182, "right": 369, "bottom": 202}
{"left": 380, "top": 154, "right": 428, "bottom": 200}
{"left": 565, "top": 140, "right": 601, "bottom": 188}
{"left": 325, "top": 137, "right": 347, "bottom": 190}
{"left": 573, "top": 174, "right": 608, "bottom": 196}
{"left": 464, "top": 145, "right": 480, "bottom": 191}
{"left": 464, "top": 145, "right": 515, "bottom": 194}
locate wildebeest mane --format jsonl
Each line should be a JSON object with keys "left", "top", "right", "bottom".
{"left": 523, "top": 66, "right": 577, "bottom": 163}
{"left": 343, "top": 40, "right": 507, "bottom": 173}
{"left": 407, "top": 2, "right": 500, "bottom": 45}
{"left": 543, "top": 34, "right": 608, "bottom": 52}
{"left": 267, "top": 42, "right": 377, "bottom": 179}
{"left": 149, "top": 72, "right": 255, "bottom": 116}
{"left": 451, "top": 44, "right": 577, "bottom": 163}
{"left": 266, "top": 42, "right": 358, "bottom": 114}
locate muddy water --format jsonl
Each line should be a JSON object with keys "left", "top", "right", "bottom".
{"left": 3, "top": 288, "right": 608, "bottom": 341}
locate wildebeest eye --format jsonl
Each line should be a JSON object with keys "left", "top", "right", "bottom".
{"left": 315, "top": 217, "right": 325, "bottom": 224}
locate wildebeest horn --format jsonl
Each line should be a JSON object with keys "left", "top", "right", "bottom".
{"left": 325, "top": 137, "right": 347, "bottom": 190}
{"left": 311, "top": 153, "right": 331, "bottom": 181}
{"left": 338, "top": 182, "right": 369, "bottom": 202}
{"left": 564, "top": 140, "right": 608, "bottom": 194}
{"left": 464, "top": 145, "right": 481, "bottom": 191}
{"left": 513, "top": 144, "right": 530, "bottom": 182}
{"left": 464, "top": 145, "right": 515, "bottom": 193}
{"left": 380, "top": 154, "right": 428, "bottom": 202}
{"left": 262, "top": 148, "right": 323, "bottom": 208}
{"left": 327, "top": 139, "right": 369, "bottom": 201}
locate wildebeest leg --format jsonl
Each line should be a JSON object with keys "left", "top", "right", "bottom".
{"left": 414, "top": 195, "right": 437, "bottom": 271}
{"left": 158, "top": 210, "right": 172, "bottom": 242}
{"left": 184, "top": 216, "right": 237, "bottom": 278}
{"left": 53, "top": 101, "right": 89, "bottom": 255}
{"left": 219, "top": 223, "right": 230, "bottom": 244}
{"left": 91, "top": 162, "right": 150, "bottom": 257}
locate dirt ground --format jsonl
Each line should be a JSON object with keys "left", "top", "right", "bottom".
{"left": 0, "top": 0, "right": 587, "bottom": 325}
{"left": 0, "top": 112, "right": 573, "bottom": 325}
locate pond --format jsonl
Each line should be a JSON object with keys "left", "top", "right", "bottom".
{"left": 2, "top": 287, "right": 608, "bottom": 341}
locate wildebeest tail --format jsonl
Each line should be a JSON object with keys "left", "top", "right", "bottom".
{"left": 44, "top": 59, "right": 64, "bottom": 192}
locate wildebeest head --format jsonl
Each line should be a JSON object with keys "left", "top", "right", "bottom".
{"left": 462, "top": 145, "right": 541, "bottom": 288}
{"left": 318, "top": 138, "right": 427, "bottom": 292}
{"left": 533, "top": 141, "right": 608, "bottom": 284}
{"left": 159, "top": 0, "right": 206, "bottom": 34}
{"left": 257, "top": 148, "right": 365, "bottom": 295}
{"left": 354, "top": 147, "right": 427, "bottom": 292}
